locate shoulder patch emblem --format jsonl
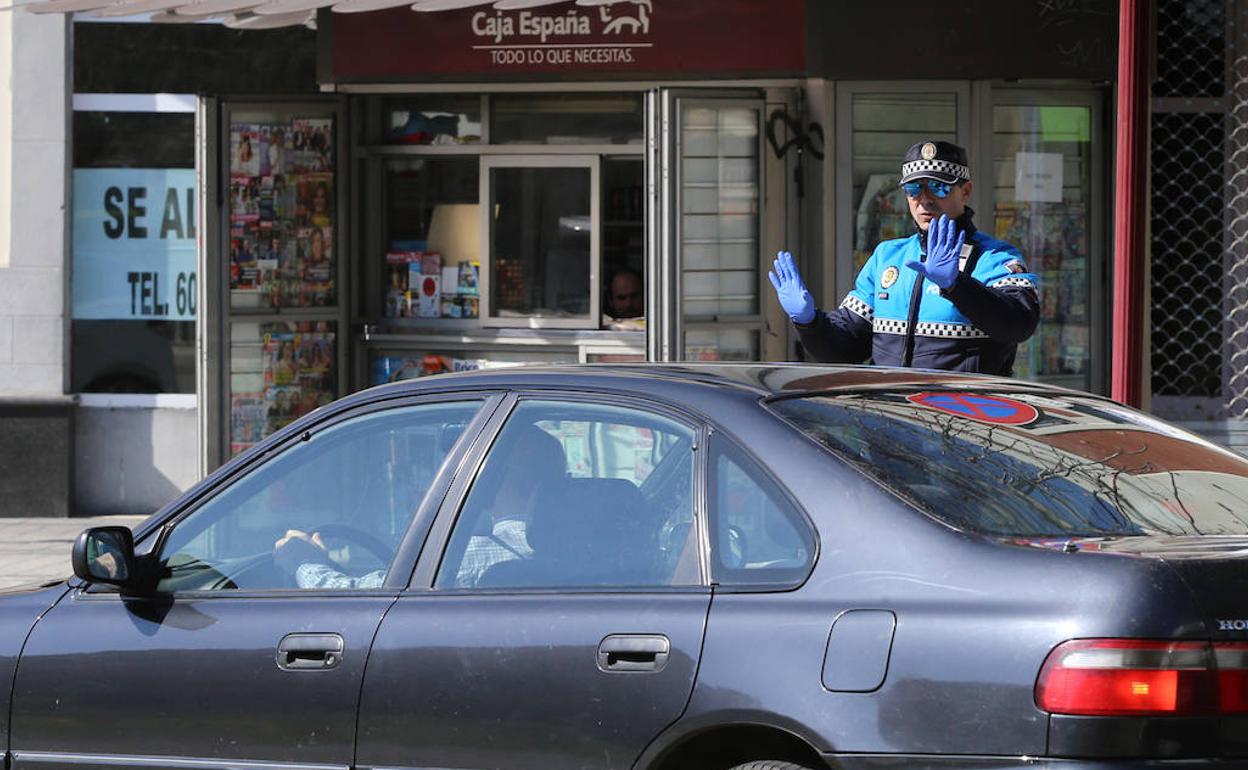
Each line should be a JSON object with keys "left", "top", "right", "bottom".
{"left": 1005, "top": 259, "right": 1027, "bottom": 274}
{"left": 880, "top": 266, "right": 899, "bottom": 289}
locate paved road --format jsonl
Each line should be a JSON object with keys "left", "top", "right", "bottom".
{"left": 0, "top": 516, "right": 148, "bottom": 591}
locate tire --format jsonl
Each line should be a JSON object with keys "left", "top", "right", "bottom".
{"left": 726, "top": 762, "right": 815, "bottom": 770}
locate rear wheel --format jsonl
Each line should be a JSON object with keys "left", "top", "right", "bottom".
{"left": 726, "top": 762, "right": 815, "bottom": 770}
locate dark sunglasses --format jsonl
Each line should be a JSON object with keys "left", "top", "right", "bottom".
{"left": 901, "top": 179, "right": 961, "bottom": 199}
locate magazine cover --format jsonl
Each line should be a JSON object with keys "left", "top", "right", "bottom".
{"left": 259, "top": 124, "right": 287, "bottom": 178}
{"left": 265, "top": 384, "right": 301, "bottom": 432}
{"left": 297, "top": 225, "right": 334, "bottom": 306}
{"left": 295, "top": 173, "right": 333, "bottom": 228}
{"left": 258, "top": 176, "right": 276, "bottom": 222}
{"left": 229, "top": 392, "right": 267, "bottom": 455}
{"left": 271, "top": 174, "right": 293, "bottom": 221}
{"left": 230, "top": 227, "right": 259, "bottom": 290}
{"left": 230, "top": 175, "right": 260, "bottom": 223}
{"left": 231, "top": 123, "right": 261, "bottom": 176}
{"left": 291, "top": 118, "right": 333, "bottom": 173}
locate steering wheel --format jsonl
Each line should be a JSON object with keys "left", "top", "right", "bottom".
{"left": 309, "top": 523, "right": 396, "bottom": 568}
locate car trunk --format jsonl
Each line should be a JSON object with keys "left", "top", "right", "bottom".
{"left": 1147, "top": 536, "right": 1248, "bottom": 757}
{"left": 1081, "top": 535, "right": 1248, "bottom": 757}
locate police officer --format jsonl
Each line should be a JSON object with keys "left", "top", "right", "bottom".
{"left": 769, "top": 140, "right": 1039, "bottom": 375}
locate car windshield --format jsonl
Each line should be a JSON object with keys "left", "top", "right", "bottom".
{"left": 769, "top": 390, "right": 1248, "bottom": 538}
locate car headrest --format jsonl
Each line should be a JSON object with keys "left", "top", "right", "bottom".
{"left": 526, "top": 477, "right": 655, "bottom": 567}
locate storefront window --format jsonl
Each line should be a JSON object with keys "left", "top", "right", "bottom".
{"left": 71, "top": 109, "right": 196, "bottom": 393}
{"left": 484, "top": 161, "right": 597, "bottom": 326}
{"left": 382, "top": 95, "right": 482, "bottom": 146}
{"left": 381, "top": 158, "right": 479, "bottom": 321}
{"left": 679, "top": 103, "right": 761, "bottom": 362}
{"left": 223, "top": 106, "right": 344, "bottom": 460}
{"left": 992, "top": 104, "right": 1093, "bottom": 389}
{"left": 229, "top": 114, "right": 336, "bottom": 310}
{"left": 849, "top": 92, "right": 959, "bottom": 273}
{"left": 491, "top": 93, "right": 643, "bottom": 145}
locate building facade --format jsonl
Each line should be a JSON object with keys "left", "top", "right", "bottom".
{"left": 0, "top": 0, "right": 1237, "bottom": 517}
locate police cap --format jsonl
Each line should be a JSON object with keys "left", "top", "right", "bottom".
{"left": 899, "top": 140, "right": 971, "bottom": 185}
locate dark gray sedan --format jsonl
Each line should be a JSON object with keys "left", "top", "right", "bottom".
{"left": 3, "top": 364, "right": 1248, "bottom": 770}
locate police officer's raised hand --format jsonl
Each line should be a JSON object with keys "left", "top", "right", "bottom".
{"left": 768, "top": 251, "right": 816, "bottom": 325}
{"left": 905, "top": 214, "right": 965, "bottom": 290}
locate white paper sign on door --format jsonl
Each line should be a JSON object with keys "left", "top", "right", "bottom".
{"left": 1013, "top": 152, "right": 1064, "bottom": 203}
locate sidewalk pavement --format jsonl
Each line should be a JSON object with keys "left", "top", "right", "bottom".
{"left": 0, "top": 516, "right": 148, "bottom": 591}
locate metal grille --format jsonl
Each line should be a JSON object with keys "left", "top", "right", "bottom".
{"left": 1149, "top": 0, "right": 1234, "bottom": 420}
{"left": 1151, "top": 112, "right": 1225, "bottom": 399}
{"left": 1154, "top": 0, "right": 1226, "bottom": 98}
{"left": 1227, "top": 47, "right": 1248, "bottom": 419}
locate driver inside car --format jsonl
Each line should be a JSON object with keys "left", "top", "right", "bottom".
{"left": 273, "top": 423, "right": 569, "bottom": 590}
{"left": 273, "top": 528, "right": 383, "bottom": 590}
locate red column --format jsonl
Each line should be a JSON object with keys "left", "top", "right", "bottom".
{"left": 1111, "top": 0, "right": 1152, "bottom": 406}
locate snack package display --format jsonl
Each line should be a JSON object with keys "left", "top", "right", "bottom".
{"left": 380, "top": 250, "right": 481, "bottom": 320}
{"left": 371, "top": 352, "right": 508, "bottom": 385}
{"left": 417, "top": 272, "right": 441, "bottom": 318}
{"left": 458, "top": 261, "right": 480, "bottom": 296}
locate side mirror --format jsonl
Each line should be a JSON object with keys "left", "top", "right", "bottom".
{"left": 72, "top": 526, "right": 137, "bottom": 589}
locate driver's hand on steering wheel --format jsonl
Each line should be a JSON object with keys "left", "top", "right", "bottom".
{"left": 273, "top": 529, "right": 332, "bottom": 574}
{"left": 275, "top": 529, "right": 327, "bottom": 552}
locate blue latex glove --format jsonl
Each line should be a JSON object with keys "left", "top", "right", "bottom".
{"left": 768, "top": 251, "right": 816, "bottom": 325}
{"left": 905, "top": 214, "right": 965, "bottom": 290}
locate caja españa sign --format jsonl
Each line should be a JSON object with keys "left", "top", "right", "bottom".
{"left": 328, "top": 0, "right": 806, "bottom": 82}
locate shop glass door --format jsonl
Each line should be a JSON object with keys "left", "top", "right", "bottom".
{"left": 217, "top": 102, "right": 347, "bottom": 461}
{"left": 989, "top": 94, "right": 1103, "bottom": 391}
{"left": 655, "top": 93, "right": 765, "bottom": 362}
{"left": 835, "top": 84, "right": 971, "bottom": 297}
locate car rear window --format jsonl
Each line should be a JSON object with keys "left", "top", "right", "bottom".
{"left": 769, "top": 390, "right": 1248, "bottom": 538}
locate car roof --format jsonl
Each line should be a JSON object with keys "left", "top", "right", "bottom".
{"left": 349, "top": 362, "right": 1085, "bottom": 405}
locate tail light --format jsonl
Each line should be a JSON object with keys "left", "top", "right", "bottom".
{"left": 1216, "top": 642, "right": 1248, "bottom": 713}
{"left": 1036, "top": 639, "right": 1248, "bottom": 717}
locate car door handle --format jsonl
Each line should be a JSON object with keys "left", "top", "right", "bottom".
{"left": 277, "top": 633, "right": 344, "bottom": 671}
{"left": 597, "top": 634, "right": 670, "bottom": 673}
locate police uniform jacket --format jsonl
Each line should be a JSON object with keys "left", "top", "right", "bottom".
{"left": 796, "top": 212, "right": 1040, "bottom": 375}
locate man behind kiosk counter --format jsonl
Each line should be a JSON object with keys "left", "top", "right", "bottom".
{"left": 769, "top": 140, "right": 1040, "bottom": 375}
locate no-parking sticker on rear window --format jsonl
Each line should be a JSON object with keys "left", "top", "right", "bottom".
{"left": 905, "top": 392, "right": 1039, "bottom": 426}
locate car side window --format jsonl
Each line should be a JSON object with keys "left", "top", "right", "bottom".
{"left": 155, "top": 400, "right": 483, "bottom": 592}
{"left": 435, "top": 399, "right": 700, "bottom": 590}
{"left": 709, "top": 438, "right": 815, "bottom": 587}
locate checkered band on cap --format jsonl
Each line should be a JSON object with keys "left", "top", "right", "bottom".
{"left": 840, "top": 295, "right": 874, "bottom": 321}
{"left": 901, "top": 158, "right": 971, "bottom": 181}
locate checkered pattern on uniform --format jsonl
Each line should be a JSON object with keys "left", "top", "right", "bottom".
{"left": 840, "top": 295, "right": 874, "bottom": 320}
{"left": 901, "top": 158, "right": 971, "bottom": 180}
{"left": 873, "top": 318, "right": 908, "bottom": 335}
{"left": 914, "top": 321, "right": 989, "bottom": 339}
{"left": 989, "top": 276, "right": 1039, "bottom": 291}
{"left": 873, "top": 318, "right": 988, "bottom": 339}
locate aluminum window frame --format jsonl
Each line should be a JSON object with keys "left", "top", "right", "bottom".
{"left": 478, "top": 154, "right": 602, "bottom": 330}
